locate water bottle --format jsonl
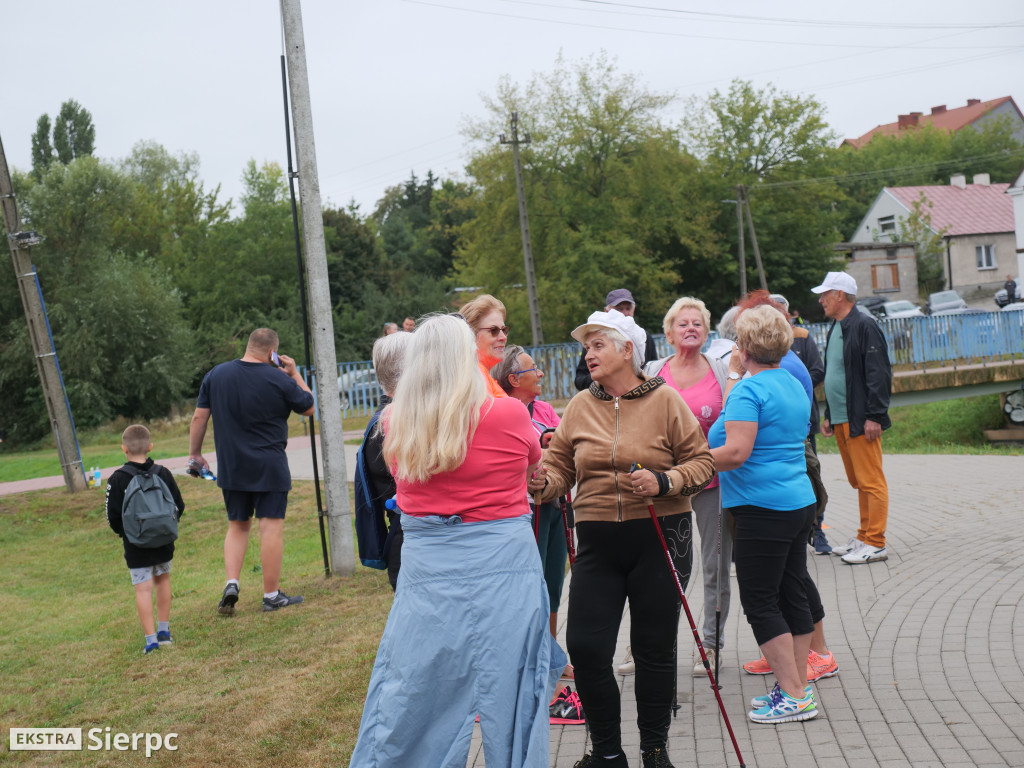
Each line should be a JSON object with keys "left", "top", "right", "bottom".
{"left": 94, "top": 467, "right": 102, "bottom": 488}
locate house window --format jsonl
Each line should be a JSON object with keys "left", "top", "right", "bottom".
{"left": 976, "top": 244, "right": 995, "bottom": 270}
{"left": 872, "top": 263, "right": 899, "bottom": 292}
{"left": 878, "top": 215, "right": 896, "bottom": 234}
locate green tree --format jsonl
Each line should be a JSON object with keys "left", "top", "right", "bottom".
{"left": 455, "top": 53, "right": 715, "bottom": 340}
{"left": 52, "top": 99, "right": 96, "bottom": 165}
{"left": 30, "top": 115, "right": 55, "bottom": 180}
{"left": 879, "top": 193, "right": 947, "bottom": 295}
{"left": 680, "top": 80, "right": 845, "bottom": 314}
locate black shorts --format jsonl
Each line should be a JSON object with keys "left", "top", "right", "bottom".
{"left": 222, "top": 490, "right": 289, "bottom": 521}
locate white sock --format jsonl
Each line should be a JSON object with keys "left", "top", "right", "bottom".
{"left": 264, "top": 590, "right": 279, "bottom": 599}
{"left": 226, "top": 579, "right": 239, "bottom": 587}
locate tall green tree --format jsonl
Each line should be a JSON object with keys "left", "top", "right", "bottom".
{"left": 30, "top": 115, "right": 55, "bottom": 180}
{"left": 455, "top": 53, "right": 718, "bottom": 341}
{"left": 52, "top": 99, "right": 96, "bottom": 165}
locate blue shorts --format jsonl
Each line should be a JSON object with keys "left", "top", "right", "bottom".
{"left": 222, "top": 490, "right": 289, "bottom": 521}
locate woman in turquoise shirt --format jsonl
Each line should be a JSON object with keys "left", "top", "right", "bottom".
{"left": 707, "top": 305, "right": 818, "bottom": 725}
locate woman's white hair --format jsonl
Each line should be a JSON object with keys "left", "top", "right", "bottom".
{"left": 587, "top": 328, "right": 643, "bottom": 376}
{"left": 372, "top": 332, "right": 412, "bottom": 396}
{"left": 383, "top": 314, "right": 487, "bottom": 483}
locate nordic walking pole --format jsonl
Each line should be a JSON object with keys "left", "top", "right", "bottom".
{"left": 532, "top": 492, "right": 541, "bottom": 541}
{"left": 631, "top": 464, "right": 746, "bottom": 768}
{"left": 714, "top": 489, "right": 723, "bottom": 687}
{"left": 559, "top": 491, "right": 575, "bottom": 567}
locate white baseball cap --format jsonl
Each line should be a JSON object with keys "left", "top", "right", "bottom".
{"left": 571, "top": 309, "right": 647, "bottom": 369}
{"left": 811, "top": 272, "right": 858, "bottom": 295}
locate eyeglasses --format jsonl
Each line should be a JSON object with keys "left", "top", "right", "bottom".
{"left": 480, "top": 325, "right": 510, "bottom": 337}
{"left": 512, "top": 367, "right": 538, "bottom": 376}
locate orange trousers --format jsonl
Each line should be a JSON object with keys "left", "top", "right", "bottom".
{"left": 833, "top": 423, "right": 889, "bottom": 548}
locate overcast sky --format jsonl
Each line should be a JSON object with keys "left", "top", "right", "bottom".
{"left": 4, "top": 1, "right": 1022, "bottom": 216}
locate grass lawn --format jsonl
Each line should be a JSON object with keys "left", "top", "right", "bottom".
{"left": 0, "top": 479, "right": 392, "bottom": 767}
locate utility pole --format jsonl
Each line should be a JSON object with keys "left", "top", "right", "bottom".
{"left": 737, "top": 185, "right": 767, "bottom": 291}
{"left": 280, "top": 0, "right": 354, "bottom": 575}
{"left": 0, "top": 132, "right": 86, "bottom": 491}
{"left": 500, "top": 112, "right": 543, "bottom": 345}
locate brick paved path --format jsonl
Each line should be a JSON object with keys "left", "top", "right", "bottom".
{"left": 468, "top": 454, "right": 1024, "bottom": 767}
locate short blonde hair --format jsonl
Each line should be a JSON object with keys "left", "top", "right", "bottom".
{"left": 372, "top": 332, "right": 412, "bottom": 396}
{"left": 459, "top": 294, "right": 506, "bottom": 334}
{"left": 122, "top": 424, "right": 151, "bottom": 456}
{"left": 662, "top": 297, "right": 712, "bottom": 344}
{"left": 383, "top": 314, "right": 487, "bottom": 483}
{"left": 735, "top": 305, "right": 793, "bottom": 365}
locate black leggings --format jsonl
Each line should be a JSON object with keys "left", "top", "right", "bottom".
{"left": 566, "top": 513, "right": 692, "bottom": 755}
{"left": 731, "top": 503, "right": 816, "bottom": 646}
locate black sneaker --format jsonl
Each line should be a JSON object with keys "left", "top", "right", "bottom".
{"left": 263, "top": 590, "right": 303, "bottom": 612}
{"left": 218, "top": 583, "right": 239, "bottom": 615}
{"left": 573, "top": 753, "right": 627, "bottom": 768}
{"left": 642, "top": 747, "right": 676, "bottom": 768}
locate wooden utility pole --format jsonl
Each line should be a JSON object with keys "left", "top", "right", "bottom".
{"left": 280, "top": 0, "right": 354, "bottom": 575}
{"left": 0, "top": 132, "right": 87, "bottom": 491}
{"left": 500, "top": 112, "right": 543, "bottom": 345}
{"left": 737, "top": 185, "right": 767, "bottom": 291}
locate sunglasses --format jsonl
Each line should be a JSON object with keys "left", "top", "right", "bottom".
{"left": 480, "top": 325, "right": 510, "bottom": 337}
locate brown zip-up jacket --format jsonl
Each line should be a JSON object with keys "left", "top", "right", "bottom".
{"left": 540, "top": 376, "right": 715, "bottom": 523}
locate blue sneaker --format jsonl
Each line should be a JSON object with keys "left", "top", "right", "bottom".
{"left": 751, "top": 683, "right": 812, "bottom": 708}
{"left": 156, "top": 631, "right": 173, "bottom": 646}
{"left": 811, "top": 528, "right": 832, "bottom": 555}
{"left": 143, "top": 642, "right": 159, "bottom": 655}
{"left": 748, "top": 683, "right": 817, "bottom": 723}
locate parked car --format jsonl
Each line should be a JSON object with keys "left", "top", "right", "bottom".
{"left": 994, "top": 278, "right": 1021, "bottom": 308}
{"left": 927, "top": 290, "right": 968, "bottom": 314}
{"left": 337, "top": 369, "right": 380, "bottom": 411}
{"left": 856, "top": 296, "right": 886, "bottom": 316}
{"left": 930, "top": 307, "right": 987, "bottom": 316}
{"left": 880, "top": 300, "right": 924, "bottom": 318}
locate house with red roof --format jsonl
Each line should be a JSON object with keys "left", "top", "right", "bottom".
{"left": 842, "top": 175, "right": 1016, "bottom": 302}
{"left": 843, "top": 97, "right": 1024, "bottom": 148}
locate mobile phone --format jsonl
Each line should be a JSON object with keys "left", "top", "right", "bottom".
{"left": 271, "top": 351, "right": 285, "bottom": 368}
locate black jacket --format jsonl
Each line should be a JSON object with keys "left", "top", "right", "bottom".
{"left": 106, "top": 458, "right": 185, "bottom": 569}
{"left": 823, "top": 308, "right": 892, "bottom": 437}
{"left": 573, "top": 328, "right": 659, "bottom": 391}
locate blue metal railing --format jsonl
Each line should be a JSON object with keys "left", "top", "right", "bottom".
{"left": 329, "top": 312, "right": 1024, "bottom": 417}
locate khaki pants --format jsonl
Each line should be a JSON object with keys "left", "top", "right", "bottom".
{"left": 834, "top": 422, "right": 889, "bottom": 548}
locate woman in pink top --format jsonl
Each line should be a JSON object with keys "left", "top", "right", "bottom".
{"left": 493, "top": 345, "right": 569, "bottom": 642}
{"left": 350, "top": 314, "right": 565, "bottom": 768}
{"left": 642, "top": 296, "right": 732, "bottom": 677}
{"left": 460, "top": 293, "right": 509, "bottom": 399}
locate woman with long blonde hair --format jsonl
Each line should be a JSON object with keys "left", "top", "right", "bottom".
{"left": 350, "top": 314, "right": 566, "bottom": 768}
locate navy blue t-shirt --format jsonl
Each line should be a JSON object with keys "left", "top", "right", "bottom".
{"left": 197, "top": 360, "right": 314, "bottom": 492}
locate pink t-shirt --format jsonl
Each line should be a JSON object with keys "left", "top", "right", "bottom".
{"left": 659, "top": 361, "right": 722, "bottom": 490}
{"left": 397, "top": 397, "right": 542, "bottom": 522}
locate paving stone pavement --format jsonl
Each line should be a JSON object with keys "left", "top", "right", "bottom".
{"left": 466, "top": 453, "right": 1024, "bottom": 767}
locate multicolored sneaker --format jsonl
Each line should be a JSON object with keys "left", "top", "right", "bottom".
{"left": 742, "top": 655, "right": 772, "bottom": 675}
{"left": 748, "top": 683, "right": 817, "bottom": 723}
{"left": 841, "top": 544, "right": 888, "bottom": 564}
{"left": 156, "top": 630, "right": 173, "bottom": 646}
{"left": 807, "top": 650, "right": 839, "bottom": 681}
{"left": 143, "top": 642, "right": 159, "bottom": 655}
{"left": 831, "top": 536, "right": 862, "bottom": 557}
{"left": 550, "top": 688, "right": 586, "bottom": 725}
{"left": 751, "top": 684, "right": 812, "bottom": 708}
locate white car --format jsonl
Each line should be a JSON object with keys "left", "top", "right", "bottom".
{"left": 881, "top": 300, "right": 924, "bottom": 318}
{"left": 1000, "top": 302, "right": 1024, "bottom": 313}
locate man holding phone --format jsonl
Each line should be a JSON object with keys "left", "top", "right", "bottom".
{"left": 189, "top": 328, "right": 315, "bottom": 614}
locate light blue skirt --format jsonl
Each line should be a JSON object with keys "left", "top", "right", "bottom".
{"left": 349, "top": 512, "right": 567, "bottom": 768}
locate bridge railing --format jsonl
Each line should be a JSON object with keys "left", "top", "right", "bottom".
{"left": 329, "top": 311, "right": 1024, "bottom": 417}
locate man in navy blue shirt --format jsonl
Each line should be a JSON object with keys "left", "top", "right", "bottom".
{"left": 189, "top": 328, "right": 315, "bottom": 614}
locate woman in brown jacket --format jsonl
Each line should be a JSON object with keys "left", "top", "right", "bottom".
{"left": 529, "top": 309, "right": 714, "bottom": 768}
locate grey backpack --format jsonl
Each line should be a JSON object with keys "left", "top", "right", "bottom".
{"left": 121, "top": 466, "right": 178, "bottom": 548}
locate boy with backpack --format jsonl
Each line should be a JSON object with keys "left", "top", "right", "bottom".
{"left": 105, "top": 424, "right": 185, "bottom": 655}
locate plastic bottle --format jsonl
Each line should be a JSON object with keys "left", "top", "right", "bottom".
{"left": 94, "top": 467, "right": 102, "bottom": 488}
{"left": 87, "top": 467, "right": 94, "bottom": 488}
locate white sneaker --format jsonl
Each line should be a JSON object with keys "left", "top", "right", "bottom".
{"left": 842, "top": 544, "right": 888, "bottom": 564}
{"left": 831, "top": 536, "right": 862, "bottom": 556}
{"left": 694, "top": 647, "right": 716, "bottom": 677}
{"left": 617, "top": 646, "right": 635, "bottom": 676}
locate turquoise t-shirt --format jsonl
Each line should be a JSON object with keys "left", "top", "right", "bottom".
{"left": 707, "top": 369, "right": 815, "bottom": 511}
{"left": 824, "top": 321, "right": 848, "bottom": 425}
